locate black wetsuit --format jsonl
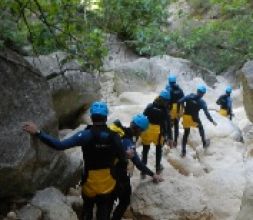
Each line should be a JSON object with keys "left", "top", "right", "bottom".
{"left": 142, "top": 98, "right": 172, "bottom": 172}
{"left": 179, "top": 94, "right": 214, "bottom": 155}
{"left": 111, "top": 125, "right": 154, "bottom": 220}
{"left": 37, "top": 125, "right": 126, "bottom": 220}
{"left": 216, "top": 94, "right": 233, "bottom": 120}
{"left": 167, "top": 83, "right": 184, "bottom": 143}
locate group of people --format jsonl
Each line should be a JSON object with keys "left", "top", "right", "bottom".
{"left": 22, "top": 74, "right": 233, "bottom": 220}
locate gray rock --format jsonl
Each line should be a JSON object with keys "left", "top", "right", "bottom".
{"left": 0, "top": 49, "right": 81, "bottom": 199}
{"left": 25, "top": 52, "right": 101, "bottom": 127}
{"left": 17, "top": 205, "right": 42, "bottom": 220}
{"left": 239, "top": 61, "right": 253, "bottom": 122}
{"left": 31, "top": 187, "right": 78, "bottom": 220}
{"left": 111, "top": 55, "right": 217, "bottom": 94}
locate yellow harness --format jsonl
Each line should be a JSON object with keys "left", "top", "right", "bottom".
{"left": 170, "top": 103, "right": 183, "bottom": 120}
{"left": 140, "top": 124, "right": 163, "bottom": 145}
{"left": 182, "top": 114, "right": 198, "bottom": 128}
{"left": 82, "top": 169, "right": 116, "bottom": 198}
{"left": 219, "top": 108, "right": 228, "bottom": 117}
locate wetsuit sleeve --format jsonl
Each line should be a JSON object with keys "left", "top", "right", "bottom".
{"left": 201, "top": 100, "right": 214, "bottom": 122}
{"left": 216, "top": 95, "right": 222, "bottom": 105}
{"left": 178, "top": 95, "right": 190, "bottom": 104}
{"left": 131, "top": 151, "right": 154, "bottom": 176}
{"left": 37, "top": 131, "right": 88, "bottom": 150}
{"left": 227, "top": 97, "right": 233, "bottom": 119}
{"left": 111, "top": 133, "right": 127, "bottom": 163}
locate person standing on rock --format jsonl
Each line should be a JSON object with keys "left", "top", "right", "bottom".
{"left": 165, "top": 74, "right": 184, "bottom": 147}
{"left": 22, "top": 101, "right": 127, "bottom": 220}
{"left": 109, "top": 114, "right": 163, "bottom": 220}
{"left": 140, "top": 90, "right": 173, "bottom": 177}
{"left": 179, "top": 85, "right": 217, "bottom": 157}
{"left": 216, "top": 85, "right": 233, "bottom": 120}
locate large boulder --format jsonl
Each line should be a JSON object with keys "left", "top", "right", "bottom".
{"left": 26, "top": 52, "right": 101, "bottom": 128}
{"left": 239, "top": 61, "right": 253, "bottom": 123}
{"left": 110, "top": 55, "right": 217, "bottom": 94}
{"left": 0, "top": 49, "right": 81, "bottom": 200}
{"left": 31, "top": 187, "right": 78, "bottom": 220}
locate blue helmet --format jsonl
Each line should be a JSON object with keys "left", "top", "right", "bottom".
{"left": 159, "top": 89, "right": 171, "bottom": 100}
{"left": 226, "top": 85, "right": 232, "bottom": 94}
{"left": 168, "top": 74, "right": 176, "bottom": 83}
{"left": 197, "top": 85, "right": 207, "bottom": 94}
{"left": 90, "top": 101, "right": 108, "bottom": 116}
{"left": 132, "top": 114, "right": 149, "bottom": 131}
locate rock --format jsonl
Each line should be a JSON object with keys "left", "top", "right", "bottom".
{"left": 103, "top": 34, "right": 138, "bottom": 70}
{"left": 131, "top": 176, "right": 214, "bottom": 220}
{"left": 111, "top": 55, "right": 217, "bottom": 94}
{"left": 25, "top": 52, "right": 101, "bottom": 128}
{"left": 6, "top": 211, "right": 17, "bottom": 220}
{"left": 0, "top": 49, "right": 76, "bottom": 199}
{"left": 66, "top": 196, "right": 83, "bottom": 220}
{"left": 239, "top": 61, "right": 253, "bottom": 123}
{"left": 236, "top": 160, "right": 253, "bottom": 220}
{"left": 17, "top": 205, "right": 42, "bottom": 220}
{"left": 31, "top": 187, "right": 78, "bottom": 220}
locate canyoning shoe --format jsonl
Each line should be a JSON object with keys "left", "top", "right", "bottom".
{"left": 181, "top": 151, "right": 186, "bottom": 158}
{"left": 156, "top": 164, "right": 164, "bottom": 174}
{"left": 203, "top": 139, "right": 210, "bottom": 148}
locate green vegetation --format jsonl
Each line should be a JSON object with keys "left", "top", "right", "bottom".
{"left": 171, "top": 0, "right": 253, "bottom": 73}
{"left": 1, "top": 0, "right": 253, "bottom": 73}
{"left": 0, "top": 0, "right": 170, "bottom": 70}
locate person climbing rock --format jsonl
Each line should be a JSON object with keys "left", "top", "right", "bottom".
{"left": 179, "top": 85, "right": 217, "bottom": 157}
{"left": 140, "top": 90, "right": 173, "bottom": 177}
{"left": 22, "top": 101, "right": 127, "bottom": 220}
{"left": 216, "top": 85, "right": 233, "bottom": 120}
{"left": 109, "top": 114, "right": 163, "bottom": 220}
{"left": 166, "top": 74, "right": 184, "bottom": 147}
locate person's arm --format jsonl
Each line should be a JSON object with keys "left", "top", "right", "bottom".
{"left": 38, "top": 131, "right": 87, "bottom": 150}
{"left": 178, "top": 94, "right": 190, "bottom": 104}
{"left": 216, "top": 95, "right": 222, "bottom": 105}
{"left": 131, "top": 150, "right": 154, "bottom": 176}
{"left": 23, "top": 121, "right": 86, "bottom": 150}
{"left": 201, "top": 100, "right": 216, "bottom": 124}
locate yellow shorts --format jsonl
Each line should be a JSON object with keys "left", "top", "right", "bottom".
{"left": 182, "top": 114, "right": 198, "bottom": 128}
{"left": 170, "top": 103, "right": 183, "bottom": 120}
{"left": 219, "top": 108, "right": 228, "bottom": 117}
{"left": 140, "top": 124, "right": 163, "bottom": 145}
{"left": 82, "top": 169, "right": 116, "bottom": 198}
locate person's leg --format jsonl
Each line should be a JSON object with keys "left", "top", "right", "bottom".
{"left": 141, "top": 145, "right": 150, "bottom": 178}
{"left": 142, "top": 145, "right": 150, "bottom": 165}
{"left": 82, "top": 196, "right": 95, "bottom": 220}
{"left": 198, "top": 120, "right": 209, "bottom": 148}
{"left": 174, "top": 119, "right": 179, "bottom": 146}
{"left": 156, "top": 145, "right": 163, "bottom": 173}
{"left": 96, "top": 193, "right": 114, "bottom": 220}
{"left": 111, "top": 179, "right": 132, "bottom": 220}
{"left": 181, "top": 128, "right": 190, "bottom": 156}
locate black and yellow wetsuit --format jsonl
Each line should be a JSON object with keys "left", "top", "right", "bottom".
{"left": 37, "top": 124, "right": 126, "bottom": 220}
{"left": 216, "top": 94, "right": 233, "bottom": 120}
{"left": 141, "top": 98, "right": 172, "bottom": 172}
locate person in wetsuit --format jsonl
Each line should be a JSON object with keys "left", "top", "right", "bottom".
{"left": 109, "top": 114, "right": 163, "bottom": 220}
{"left": 165, "top": 74, "right": 184, "bottom": 147}
{"left": 23, "top": 101, "right": 127, "bottom": 220}
{"left": 140, "top": 90, "right": 173, "bottom": 177}
{"left": 179, "top": 85, "right": 217, "bottom": 157}
{"left": 216, "top": 85, "right": 233, "bottom": 120}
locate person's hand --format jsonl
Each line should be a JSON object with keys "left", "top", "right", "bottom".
{"left": 212, "top": 121, "right": 217, "bottom": 126}
{"left": 152, "top": 174, "right": 164, "bottom": 183}
{"left": 22, "top": 121, "right": 39, "bottom": 135}
{"left": 126, "top": 149, "right": 135, "bottom": 159}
